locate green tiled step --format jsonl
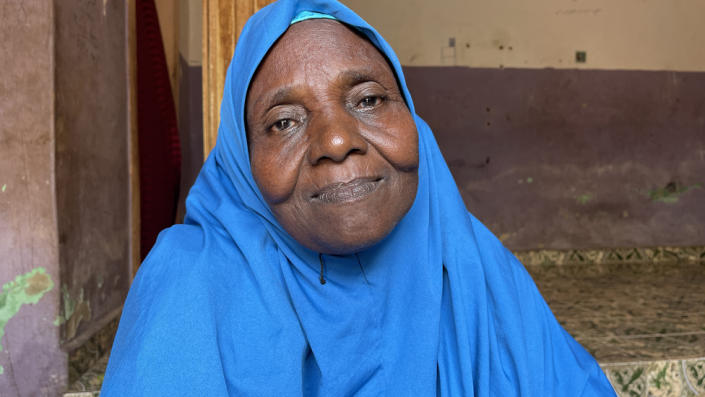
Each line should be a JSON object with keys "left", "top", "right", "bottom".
{"left": 602, "top": 359, "right": 705, "bottom": 397}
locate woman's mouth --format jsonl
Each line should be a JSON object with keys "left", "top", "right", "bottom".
{"left": 311, "top": 177, "right": 383, "bottom": 204}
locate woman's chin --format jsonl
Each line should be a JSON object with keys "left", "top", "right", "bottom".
{"left": 301, "top": 214, "right": 400, "bottom": 255}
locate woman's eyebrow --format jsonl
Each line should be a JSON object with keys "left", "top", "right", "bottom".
{"left": 339, "top": 69, "right": 381, "bottom": 86}
{"left": 256, "top": 68, "right": 385, "bottom": 111}
{"left": 259, "top": 86, "right": 295, "bottom": 112}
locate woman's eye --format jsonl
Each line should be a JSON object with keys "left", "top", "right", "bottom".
{"left": 359, "top": 96, "right": 383, "bottom": 109}
{"left": 272, "top": 119, "right": 294, "bottom": 131}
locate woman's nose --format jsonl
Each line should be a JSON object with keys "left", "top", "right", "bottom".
{"left": 307, "top": 111, "right": 368, "bottom": 165}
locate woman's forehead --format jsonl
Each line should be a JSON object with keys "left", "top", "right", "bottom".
{"left": 273, "top": 20, "right": 385, "bottom": 69}
{"left": 283, "top": 19, "right": 369, "bottom": 48}
{"left": 247, "top": 20, "right": 395, "bottom": 99}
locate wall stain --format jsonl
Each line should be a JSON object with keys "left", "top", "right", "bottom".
{"left": 648, "top": 182, "right": 702, "bottom": 203}
{"left": 577, "top": 193, "right": 593, "bottom": 205}
{"left": 0, "top": 267, "right": 54, "bottom": 375}
{"left": 54, "top": 285, "right": 91, "bottom": 341}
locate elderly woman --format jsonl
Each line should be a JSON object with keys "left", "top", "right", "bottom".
{"left": 102, "top": 0, "right": 615, "bottom": 395}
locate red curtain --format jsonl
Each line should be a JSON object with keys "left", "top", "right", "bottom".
{"left": 136, "top": 0, "right": 182, "bottom": 260}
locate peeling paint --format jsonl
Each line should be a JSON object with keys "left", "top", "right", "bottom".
{"left": 1, "top": 184, "right": 6, "bottom": 192}
{"left": 54, "top": 285, "right": 91, "bottom": 341}
{"left": 577, "top": 193, "right": 593, "bottom": 205}
{"left": 0, "top": 268, "right": 54, "bottom": 375}
{"left": 648, "top": 183, "right": 702, "bottom": 203}
{"left": 53, "top": 285, "right": 70, "bottom": 326}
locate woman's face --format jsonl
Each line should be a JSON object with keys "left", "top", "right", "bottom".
{"left": 246, "top": 20, "right": 419, "bottom": 255}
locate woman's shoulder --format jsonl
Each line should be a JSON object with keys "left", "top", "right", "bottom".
{"left": 127, "top": 222, "right": 244, "bottom": 316}
{"left": 151, "top": 223, "right": 206, "bottom": 256}
{"left": 129, "top": 221, "right": 277, "bottom": 311}
{"left": 128, "top": 225, "right": 203, "bottom": 289}
{"left": 137, "top": 222, "right": 239, "bottom": 278}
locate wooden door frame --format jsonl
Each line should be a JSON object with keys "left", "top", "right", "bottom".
{"left": 202, "top": 0, "right": 274, "bottom": 158}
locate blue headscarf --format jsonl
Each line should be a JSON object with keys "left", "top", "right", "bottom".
{"left": 102, "top": 0, "right": 615, "bottom": 395}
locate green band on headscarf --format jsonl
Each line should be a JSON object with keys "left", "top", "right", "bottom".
{"left": 290, "top": 10, "right": 337, "bottom": 25}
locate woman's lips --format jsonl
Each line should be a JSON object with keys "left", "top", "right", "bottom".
{"left": 312, "top": 177, "right": 383, "bottom": 204}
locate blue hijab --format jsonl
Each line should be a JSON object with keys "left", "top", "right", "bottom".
{"left": 102, "top": 1, "right": 615, "bottom": 395}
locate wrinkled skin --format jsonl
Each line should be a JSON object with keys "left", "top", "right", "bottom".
{"left": 246, "top": 20, "right": 419, "bottom": 255}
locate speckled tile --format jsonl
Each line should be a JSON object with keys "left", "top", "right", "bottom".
{"left": 526, "top": 258, "right": 705, "bottom": 396}
{"left": 602, "top": 357, "right": 705, "bottom": 397}
{"left": 527, "top": 261, "right": 705, "bottom": 363}
{"left": 580, "top": 334, "right": 705, "bottom": 363}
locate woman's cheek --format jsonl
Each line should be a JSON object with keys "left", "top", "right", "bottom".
{"left": 251, "top": 144, "right": 302, "bottom": 205}
{"left": 382, "top": 118, "right": 420, "bottom": 171}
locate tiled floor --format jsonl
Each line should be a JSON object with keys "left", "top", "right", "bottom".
{"left": 527, "top": 261, "right": 705, "bottom": 363}
{"left": 528, "top": 261, "right": 705, "bottom": 396}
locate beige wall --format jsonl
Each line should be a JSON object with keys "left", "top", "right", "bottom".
{"left": 155, "top": 0, "right": 203, "bottom": 114}
{"left": 179, "top": 0, "right": 202, "bottom": 67}
{"left": 344, "top": 0, "right": 705, "bottom": 72}
{"left": 155, "top": 0, "right": 179, "bottom": 99}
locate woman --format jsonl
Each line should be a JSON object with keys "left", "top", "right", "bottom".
{"left": 102, "top": 1, "right": 616, "bottom": 395}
